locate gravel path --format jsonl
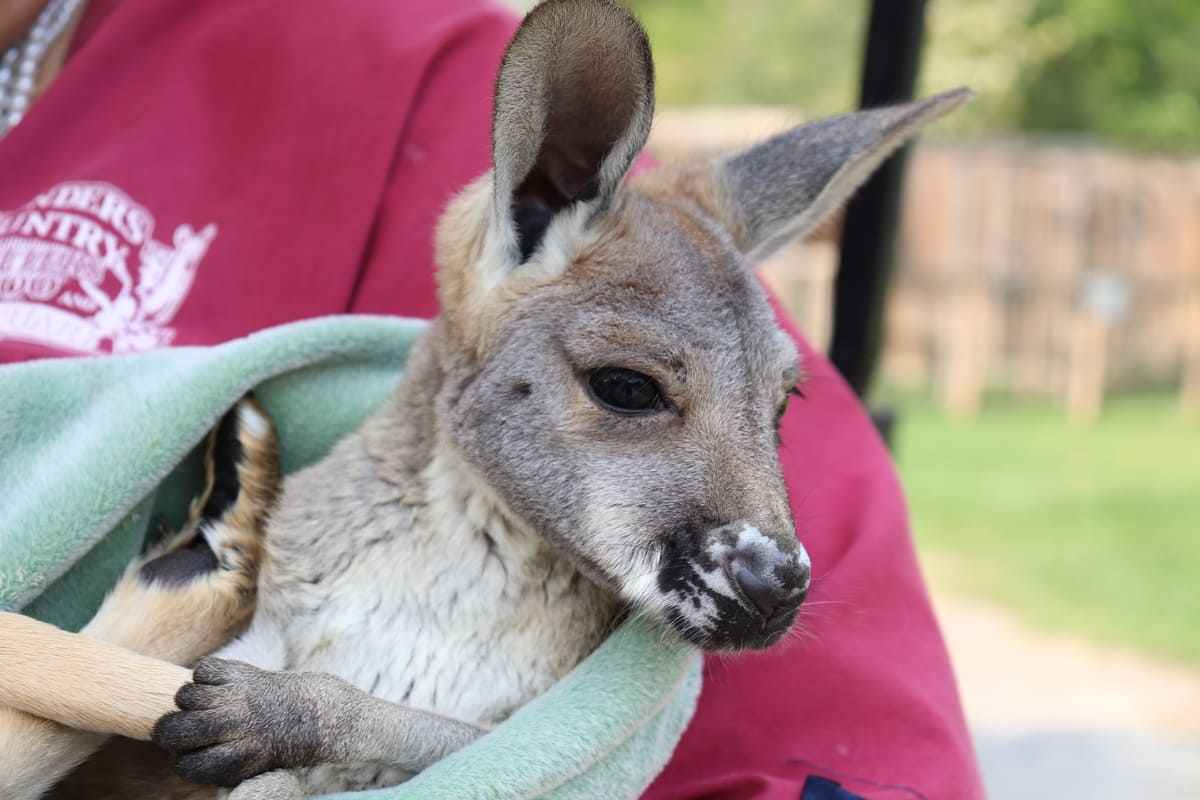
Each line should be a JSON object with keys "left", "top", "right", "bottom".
{"left": 931, "top": 590, "right": 1200, "bottom": 799}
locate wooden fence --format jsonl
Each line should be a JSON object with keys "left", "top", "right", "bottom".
{"left": 893, "top": 140, "right": 1200, "bottom": 420}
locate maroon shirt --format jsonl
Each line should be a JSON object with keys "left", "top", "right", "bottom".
{"left": 0, "top": 1, "right": 984, "bottom": 797}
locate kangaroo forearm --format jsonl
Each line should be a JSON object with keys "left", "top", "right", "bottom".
{"left": 0, "top": 612, "right": 190, "bottom": 740}
{"left": 156, "top": 658, "right": 487, "bottom": 785}
{"left": 344, "top": 694, "right": 488, "bottom": 771}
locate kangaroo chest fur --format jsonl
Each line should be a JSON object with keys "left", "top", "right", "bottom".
{"left": 216, "top": 398, "right": 619, "bottom": 793}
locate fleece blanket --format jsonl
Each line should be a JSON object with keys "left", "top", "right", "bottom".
{"left": 0, "top": 316, "right": 702, "bottom": 800}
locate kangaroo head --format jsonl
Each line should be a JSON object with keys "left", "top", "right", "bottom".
{"left": 431, "top": 0, "right": 969, "bottom": 651}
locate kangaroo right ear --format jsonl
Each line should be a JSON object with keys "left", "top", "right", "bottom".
{"left": 489, "top": 0, "right": 654, "bottom": 267}
{"left": 653, "top": 88, "right": 973, "bottom": 265}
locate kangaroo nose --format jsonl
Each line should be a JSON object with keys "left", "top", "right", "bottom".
{"left": 727, "top": 552, "right": 810, "bottom": 620}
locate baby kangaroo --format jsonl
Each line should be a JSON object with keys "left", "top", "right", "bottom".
{"left": 3, "top": 0, "right": 970, "bottom": 797}
{"left": 148, "top": 1, "right": 967, "bottom": 792}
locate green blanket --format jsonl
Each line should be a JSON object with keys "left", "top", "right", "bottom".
{"left": 0, "top": 316, "right": 701, "bottom": 799}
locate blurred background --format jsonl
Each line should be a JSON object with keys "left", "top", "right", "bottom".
{"left": 515, "top": 0, "right": 1200, "bottom": 797}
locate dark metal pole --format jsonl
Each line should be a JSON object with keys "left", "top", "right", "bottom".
{"left": 830, "top": 0, "right": 928, "bottom": 400}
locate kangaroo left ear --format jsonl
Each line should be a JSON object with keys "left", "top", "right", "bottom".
{"left": 490, "top": 0, "right": 655, "bottom": 265}
{"left": 656, "top": 87, "right": 973, "bottom": 265}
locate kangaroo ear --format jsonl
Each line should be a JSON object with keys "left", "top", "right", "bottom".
{"left": 491, "top": 0, "right": 654, "bottom": 264}
{"left": 682, "top": 88, "right": 973, "bottom": 264}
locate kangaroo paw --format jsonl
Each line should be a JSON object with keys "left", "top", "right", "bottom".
{"left": 84, "top": 396, "right": 281, "bottom": 664}
{"left": 140, "top": 395, "right": 279, "bottom": 588}
{"left": 156, "top": 658, "right": 350, "bottom": 787}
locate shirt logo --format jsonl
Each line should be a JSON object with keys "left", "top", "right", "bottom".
{"left": 0, "top": 181, "right": 216, "bottom": 353}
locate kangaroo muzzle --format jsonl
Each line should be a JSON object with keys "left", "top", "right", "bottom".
{"left": 649, "top": 520, "right": 810, "bottom": 652}
{"left": 724, "top": 530, "right": 811, "bottom": 621}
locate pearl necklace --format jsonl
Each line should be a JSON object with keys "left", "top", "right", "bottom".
{"left": 0, "top": 0, "right": 83, "bottom": 137}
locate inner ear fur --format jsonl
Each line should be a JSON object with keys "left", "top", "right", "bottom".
{"left": 645, "top": 87, "right": 973, "bottom": 265}
{"left": 491, "top": 0, "right": 655, "bottom": 263}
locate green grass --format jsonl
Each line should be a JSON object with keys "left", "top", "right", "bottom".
{"left": 886, "top": 392, "right": 1200, "bottom": 666}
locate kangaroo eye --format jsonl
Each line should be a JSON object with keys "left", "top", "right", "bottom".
{"left": 775, "top": 386, "right": 803, "bottom": 429}
{"left": 588, "top": 368, "right": 664, "bottom": 413}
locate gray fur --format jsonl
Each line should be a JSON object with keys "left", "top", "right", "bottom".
{"left": 152, "top": 1, "right": 969, "bottom": 796}
{"left": 158, "top": 658, "right": 484, "bottom": 786}
{"left": 227, "top": 771, "right": 302, "bottom": 800}
{"left": 716, "top": 88, "right": 974, "bottom": 263}
{"left": 491, "top": 0, "right": 653, "bottom": 263}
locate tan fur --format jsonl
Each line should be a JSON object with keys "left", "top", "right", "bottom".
{"left": 433, "top": 175, "right": 498, "bottom": 360}
{"left": 0, "top": 613, "right": 190, "bottom": 740}
{"left": 0, "top": 397, "right": 279, "bottom": 800}
{"left": 95, "top": 400, "right": 279, "bottom": 661}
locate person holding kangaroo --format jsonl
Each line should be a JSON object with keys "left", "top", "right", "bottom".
{"left": 0, "top": 0, "right": 985, "bottom": 798}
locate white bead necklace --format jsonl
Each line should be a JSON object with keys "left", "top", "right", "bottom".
{"left": 0, "top": 0, "right": 84, "bottom": 137}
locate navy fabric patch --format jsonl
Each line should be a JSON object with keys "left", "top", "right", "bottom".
{"left": 801, "top": 775, "right": 868, "bottom": 800}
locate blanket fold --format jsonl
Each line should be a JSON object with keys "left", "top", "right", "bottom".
{"left": 0, "top": 316, "right": 700, "bottom": 799}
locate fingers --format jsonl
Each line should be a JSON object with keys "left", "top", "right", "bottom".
{"left": 176, "top": 682, "right": 226, "bottom": 711}
{"left": 154, "top": 707, "right": 238, "bottom": 750}
{"left": 155, "top": 659, "right": 262, "bottom": 752}
{"left": 153, "top": 657, "right": 286, "bottom": 787}
{"left": 174, "top": 739, "right": 272, "bottom": 788}
{"left": 193, "top": 656, "right": 262, "bottom": 685}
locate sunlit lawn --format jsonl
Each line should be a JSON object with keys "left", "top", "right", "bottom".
{"left": 887, "top": 392, "right": 1200, "bottom": 666}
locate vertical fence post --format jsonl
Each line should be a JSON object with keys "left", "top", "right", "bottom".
{"left": 1183, "top": 290, "right": 1200, "bottom": 415}
{"left": 830, "top": 0, "right": 928, "bottom": 403}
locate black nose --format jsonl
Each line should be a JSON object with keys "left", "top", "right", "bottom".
{"left": 728, "top": 555, "right": 809, "bottom": 620}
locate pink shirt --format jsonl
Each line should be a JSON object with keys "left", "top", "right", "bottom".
{"left": 1, "top": 0, "right": 495, "bottom": 360}
{"left": 0, "top": 1, "right": 983, "bottom": 797}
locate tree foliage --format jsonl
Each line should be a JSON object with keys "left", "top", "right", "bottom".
{"left": 1013, "top": 0, "right": 1200, "bottom": 150}
{"left": 625, "top": 0, "right": 1200, "bottom": 152}
{"left": 622, "top": 0, "right": 867, "bottom": 116}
